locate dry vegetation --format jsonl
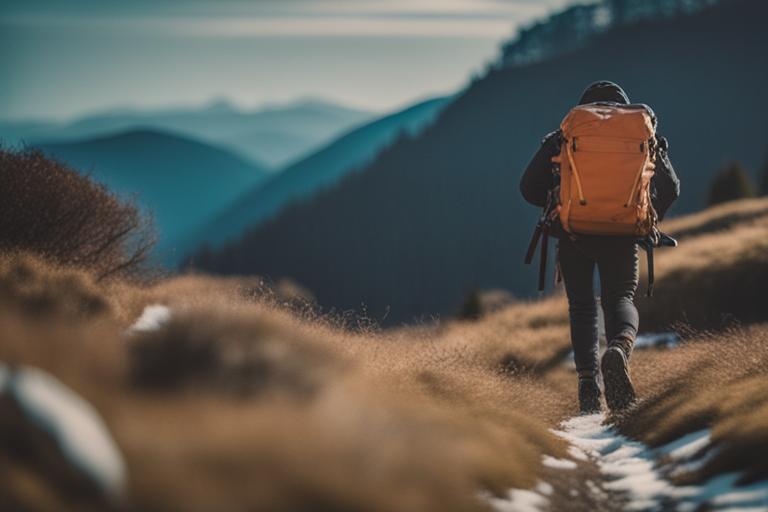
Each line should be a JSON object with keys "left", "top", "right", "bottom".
{"left": 609, "top": 198, "right": 768, "bottom": 489}
{"left": 2, "top": 189, "right": 768, "bottom": 510}
{"left": 0, "top": 253, "right": 574, "bottom": 512}
{"left": 0, "top": 148, "right": 155, "bottom": 280}
{"left": 637, "top": 196, "right": 768, "bottom": 330}
{"left": 615, "top": 326, "right": 768, "bottom": 485}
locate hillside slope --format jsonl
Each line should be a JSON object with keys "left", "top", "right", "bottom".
{"left": 637, "top": 197, "right": 768, "bottom": 332}
{"left": 191, "top": 96, "right": 451, "bottom": 251}
{"left": 196, "top": 0, "right": 768, "bottom": 325}
{"left": 3, "top": 197, "right": 768, "bottom": 510}
{"left": 38, "top": 129, "right": 269, "bottom": 264}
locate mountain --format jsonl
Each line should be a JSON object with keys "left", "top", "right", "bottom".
{"left": 3, "top": 99, "right": 374, "bottom": 168}
{"left": 37, "top": 129, "right": 270, "bottom": 264}
{"left": 193, "top": 0, "right": 768, "bottom": 324}
{"left": 191, "top": 96, "right": 451, "bottom": 251}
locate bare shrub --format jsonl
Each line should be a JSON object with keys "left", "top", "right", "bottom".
{"left": 457, "top": 289, "right": 483, "bottom": 321}
{"left": 0, "top": 148, "right": 155, "bottom": 280}
{"left": 707, "top": 161, "right": 756, "bottom": 206}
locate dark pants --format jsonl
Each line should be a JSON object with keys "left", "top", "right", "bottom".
{"left": 558, "top": 235, "right": 639, "bottom": 376}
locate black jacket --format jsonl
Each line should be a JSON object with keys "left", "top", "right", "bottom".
{"left": 519, "top": 129, "right": 680, "bottom": 221}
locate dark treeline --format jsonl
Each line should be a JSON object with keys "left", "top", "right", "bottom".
{"left": 195, "top": 0, "right": 768, "bottom": 325}
{"left": 190, "top": 97, "right": 451, "bottom": 252}
{"left": 500, "top": 0, "right": 722, "bottom": 68}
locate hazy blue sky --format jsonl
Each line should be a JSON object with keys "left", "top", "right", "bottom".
{"left": 1, "top": 0, "right": 573, "bottom": 120}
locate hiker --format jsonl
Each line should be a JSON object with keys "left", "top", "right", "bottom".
{"left": 520, "top": 81, "right": 680, "bottom": 414}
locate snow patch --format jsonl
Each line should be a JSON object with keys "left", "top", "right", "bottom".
{"left": 712, "top": 484, "right": 768, "bottom": 507}
{"left": 552, "top": 414, "right": 768, "bottom": 511}
{"left": 634, "top": 331, "right": 681, "bottom": 349}
{"left": 658, "top": 429, "right": 710, "bottom": 460}
{"left": 565, "top": 331, "right": 681, "bottom": 367}
{"left": 1, "top": 364, "right": 126, "bottom": 498}
{"left": 535, "top": 481, "right": 553, "bottom": 496}
{"left": 542, "top": 455, "right": 577, "bottom": 470}
{"left": 482, "top": 480, "right": 551, "bottom": 512}
{"left": 568, "top": 445, "right": 588, "bottom": 461}
{"left": 484, "top": 488, "right": 548, "bottom": 512}
{"left": 129, "top": 304, "right": 171, "bottom": 333}
{"left": 586, "top": 479, "right": 607, "bottom": 499}
{"left": 554, "top": 414, "right": 677, "bottom": 510}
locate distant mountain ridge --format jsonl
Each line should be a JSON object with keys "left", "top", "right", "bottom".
{"left": 190, "top": 96, "right": 451, "bottom": 252}
{"left": 194, "top": 0, "right": 768, "bottom": 325}
{"left": 37, "top": 129, "right": 269, "bottom": 264}
{"left": 4, "top": 99, "right": 374, "bottom": 168}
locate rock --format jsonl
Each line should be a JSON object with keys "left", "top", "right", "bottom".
{"left": 0, "top": 364, "right": 126, "bottom": 507}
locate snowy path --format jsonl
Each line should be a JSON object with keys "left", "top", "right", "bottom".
{"left": 485, "top": 413, "right": 768, "bottom": 512}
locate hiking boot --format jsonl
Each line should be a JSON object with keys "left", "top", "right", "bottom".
{"left": 578, "top": 372, "right": 602, "bottom": 415}
{"left": 601, "top": 343, "right": 636, "bottom": 411}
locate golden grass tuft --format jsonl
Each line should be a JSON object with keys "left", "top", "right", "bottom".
{"left": 0, "top": 253, "right": 111, "bottom": 321}
{"left": 637, "top": 197, "right": 768, "bottom": 330}
{"left": 661, "top": 197, "right": 768, "bottom": 239}
{"left": 0, "top": 254, "right": 573, "bottom": 511}
{"left": 4, "top": 197, "right": 768, "bottom": 510}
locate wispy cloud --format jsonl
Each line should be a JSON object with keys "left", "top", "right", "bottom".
{"left": 148, "top": 16, "right": 517, "bottom": 39}
{"left": 1, "top": 0, "right": 575, "bottom": 118}
{"left": 2, "top": 0, "right": 572, "bottom": 39}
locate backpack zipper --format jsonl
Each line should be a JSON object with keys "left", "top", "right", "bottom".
{"left": 624, "top": 143, "right": 650, "bottom": 207}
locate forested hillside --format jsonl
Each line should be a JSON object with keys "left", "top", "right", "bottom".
{"left": 195, "top": 0, "right": 768, "bottom": 325}
{"left": 499, "top": 0, "right": 721, "bottom": 68}
{"left": 191, "top": 96, "right": 450, "bottom": 251}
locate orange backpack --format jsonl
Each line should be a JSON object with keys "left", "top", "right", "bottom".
{"left": 554, "top": 103, "right": 658, "bottom": 236}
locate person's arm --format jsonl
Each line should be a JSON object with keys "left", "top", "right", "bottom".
{"left": 651, "top": 135, "right": 680, "bottom": 221}
{"left": 520, "top": 130, "right": 560, "bottom": 207}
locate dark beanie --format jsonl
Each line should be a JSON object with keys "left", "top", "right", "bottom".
{"left": 578, "top": 81, "right": 630, "bottom": 105}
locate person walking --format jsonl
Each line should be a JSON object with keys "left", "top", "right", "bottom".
{"left": 520, "top": 81, "right": 680, "bottom": 414}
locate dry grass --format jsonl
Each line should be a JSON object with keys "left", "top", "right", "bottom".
{"left": 0, "top": 254, "right": 572, "bottom": 512}
{"left": 4, "top": 197, "right": 768, "bottom": 510}
{"left": 613, "top": 325, "right": 768, "bottom": 485}
{"left": 0, "top": 254, "right": 111, "bottom": 321}
{"left": 595, "top": 200, "right": 768, "bottom": 486}
{"left": 660, "top": 196, "right": 768, "bottom": 239}
{"left": 112, "top": 197, "right": 768, "bottom": 508}
{"left": 637, "top": 197, "right": 768, "bottom": 331}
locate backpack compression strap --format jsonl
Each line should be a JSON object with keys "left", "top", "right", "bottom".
{"left": 523, "top": 221, "right": 549, "bottom": 293}
{"left": 646, "top": 244, "right": 655, "bottom": 298}
{"left": 525, "top": 187, "right": 558, "bottom": 293}
{"left": 639, "top": 231, "right": 678, "bottom": 297}
{"left": 538, "top": 225, "right": 549, "bottom": 292}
